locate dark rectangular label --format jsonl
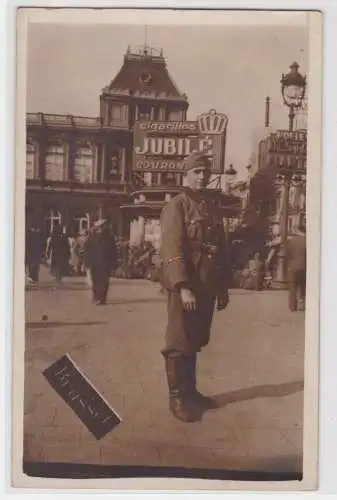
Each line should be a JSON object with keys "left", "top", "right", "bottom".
{"left": 43, "top": 354, "right": 121, "bottom": 440}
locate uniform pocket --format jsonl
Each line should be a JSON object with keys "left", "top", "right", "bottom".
{"left": 185, "top": 216, "right": 204, "bottom": 241}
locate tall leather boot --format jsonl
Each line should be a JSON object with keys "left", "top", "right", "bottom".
{"left": 187, "top": 353, "right": 218, "bottom": 410}
{"left": 164, "top": 355, "right": 201, "bottom": 423}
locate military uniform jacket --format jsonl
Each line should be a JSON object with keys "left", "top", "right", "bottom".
{"left": 159, "top": 188, "right": 231, "bottom": 295}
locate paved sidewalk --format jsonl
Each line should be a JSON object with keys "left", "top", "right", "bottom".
{"left": 24, "top": 270, "right": 305, "bottom": 473}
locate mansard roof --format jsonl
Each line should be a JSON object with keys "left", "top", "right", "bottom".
{"left": 103, "top": 46, "right": 187, "bottom": 102}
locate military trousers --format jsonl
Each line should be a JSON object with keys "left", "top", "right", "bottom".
{"left": 90, "top": 266, "right": 110, "bottom": 304}
{"left": 287, "top": 269, "right": 306, "bottom": 311}
{"left": 162, "top": 286, "right": 216, "bottom": 356}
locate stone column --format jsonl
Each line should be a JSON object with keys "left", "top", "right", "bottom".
{"left": 67, "top": 134, "right": 76, "bottom": 182}
{"left": 160, "top": 107, "right": 166, "bottom": 120}
{"left": 38, "top": 134, "right": 47, "bottom": 181}
{"left": 138, "top": 216, "right": 145, "bottom": 243}
{"left": 92, "top": 142, "right": 98, "bottom": 183}
{"left": 120, "top": 148, "right": 126, "bottom": 181}
{"left": 101, "top": 143, "right": 106, "bottom": 182}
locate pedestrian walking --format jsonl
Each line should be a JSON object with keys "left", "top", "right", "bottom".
{"left": 84, "top": 219, "right": 117, "bottom": 305}
{"left": 159, "top": 151, "right": 231, "bottom": 423}
{"left": 73, "top": 230, "right": 89, "bottom": 276}
{"left": 242, "top": 252, "right": 265, "bottom": 290}
{"left": 285, "top": 214, "right": 306, "bottom": 312}
{"left": 45, "top": 224, "right": 71, "bottom": 283}
{"left": 25, "top": 222, "right": 44, "bottom": 283}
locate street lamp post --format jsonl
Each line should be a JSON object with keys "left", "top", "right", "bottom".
{"left": 223, "top": 164, "right": 237, "bottom": 234}
{"left": 273, "top": 172, "right": 306, "bottom": 287}
{"left": 273, "top": 62, "right": 306, "bottom": 288}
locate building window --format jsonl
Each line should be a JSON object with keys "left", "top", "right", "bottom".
{"left": 104, "top": 148, "right": 120, "bottom": 181}
{"left": 132, "top": 172, "right": 147, "bottom": 187}
{"left": 138, "top": 104, "right": 152, "bottom": 121}
{"left": 167, "top": 109, "right": 183, "bottom": 121}
{"left": 74, "top": 145, "right": 94, "bottom": 183}
{"left": 110, "top": 104, "right": 124, "bottom": 123}
{"left": 45, "top": 143, "right": 66, "bottom": 181}
{"left": 26, "top": 141, "right": 37, "bottom": 179}
{"left": 153, "top": 107, "right": 161, "bottom": 120}
{"left": 288, "top": 216, "right": 296, "bottom": 235}
{"left": 74, "top": 213, "right": 90, "bottom": 235}
{"left": 151, "top": 173, "right": 161, "bottom": 186}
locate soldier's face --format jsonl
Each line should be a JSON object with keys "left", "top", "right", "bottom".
{"left": 185, "top": 167, "right": 211, "bottom": 190}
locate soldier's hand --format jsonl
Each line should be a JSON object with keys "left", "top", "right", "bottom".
{"left": 180, "top": 288, "right": 197, "bottom": 312}
{"left": 216, "top": 292, "right": 229, "bottom": 311}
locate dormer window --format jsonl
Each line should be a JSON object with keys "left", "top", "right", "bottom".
{"left": 110, "top": 103, "right": 124, "bottom": 124}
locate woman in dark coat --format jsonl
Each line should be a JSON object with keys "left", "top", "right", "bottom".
{"left": 46, "top": 224, "right": 70, "bottom": 283}
{"left": 84, "top": 220, "right": 117, "bottom": 305}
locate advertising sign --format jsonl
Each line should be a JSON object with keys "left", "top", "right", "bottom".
{"left": 268, "top": 129, "right": 307, "bottom": 172}
{"left": 133, "top": 109, "right": 228, "bottom": 174}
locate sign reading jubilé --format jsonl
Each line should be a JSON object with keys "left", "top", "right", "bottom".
{"left": 133, "top": 109, "right": 229, "bottom": 174}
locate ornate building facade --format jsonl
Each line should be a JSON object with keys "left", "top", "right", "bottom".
{"left": 26, "top": 46, "right": 189, "bottom": 238}
{"left": 26, "top": 45, "right": 240, "bottom": 245}
{"left": 250, "top": 129, "right": 307, "bottom": 236}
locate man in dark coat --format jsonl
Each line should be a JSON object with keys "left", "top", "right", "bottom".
{"left": 285, "top": 214, "right": 306, "bottom": 311}
{"left": 46, "top": 224, "right": 70, "bottom": 283}
{"left": 159, "top": 152, "right": 231, "bottom": 423}
{"left": 84, "top": 220, "right": 117, "bottom": 305}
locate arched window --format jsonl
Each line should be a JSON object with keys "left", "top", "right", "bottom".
{"left": 74, "top": 142, "right": 94, "bottom": 183}
{"left": 45, "top": 139, "right": 67, "bottom": 181}
{"left": 45, "top": 210, "right": 62, "bottom": 235}
{"left": 26, "top": 140, "right": 38, "bottom": 179}
{"left": 73, "top": 213, "right": 90, "bottom": 235}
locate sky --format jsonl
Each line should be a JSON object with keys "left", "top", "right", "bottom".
{"left": 26, "top": 21, "right": 309, "bottom": 179}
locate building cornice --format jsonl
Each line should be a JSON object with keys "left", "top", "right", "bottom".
{"left": 26, "top": 112, "right": 131, "bottom": 132}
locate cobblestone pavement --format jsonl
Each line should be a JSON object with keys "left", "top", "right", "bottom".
{"left": 23, "top": 268, "right": 305, "bottom": 473}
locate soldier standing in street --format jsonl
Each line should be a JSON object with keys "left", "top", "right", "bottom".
{"left": 159, "top": 151, "right": 231, "bottom": 423}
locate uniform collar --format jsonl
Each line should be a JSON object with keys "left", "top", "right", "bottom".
{"left": 184, "top": 187, "right": 209, "bottom": 204}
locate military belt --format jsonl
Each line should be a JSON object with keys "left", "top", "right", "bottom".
{"left": 189, "top": 242, "right": 220, "bottom": 255}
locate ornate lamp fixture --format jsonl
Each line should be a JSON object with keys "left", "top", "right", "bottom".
{"left": 224, "top": 164, "right": 237, "bottom": 195}
{"left": 225, "top": 164, "right": 237, "bottom": 177}
{"left": 280, "top": 62, "right": 306, "bottom": 131}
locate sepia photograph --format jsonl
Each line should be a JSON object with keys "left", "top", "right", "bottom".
{"left": 12, "top": 8, "right": 322, "bottom": 490}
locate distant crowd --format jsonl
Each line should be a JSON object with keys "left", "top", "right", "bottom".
{"left": 25, "top": 220, "right": 159, "bottom": 304}
{"left": 25, "top": 216, "right": 306, "bottom": 311}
